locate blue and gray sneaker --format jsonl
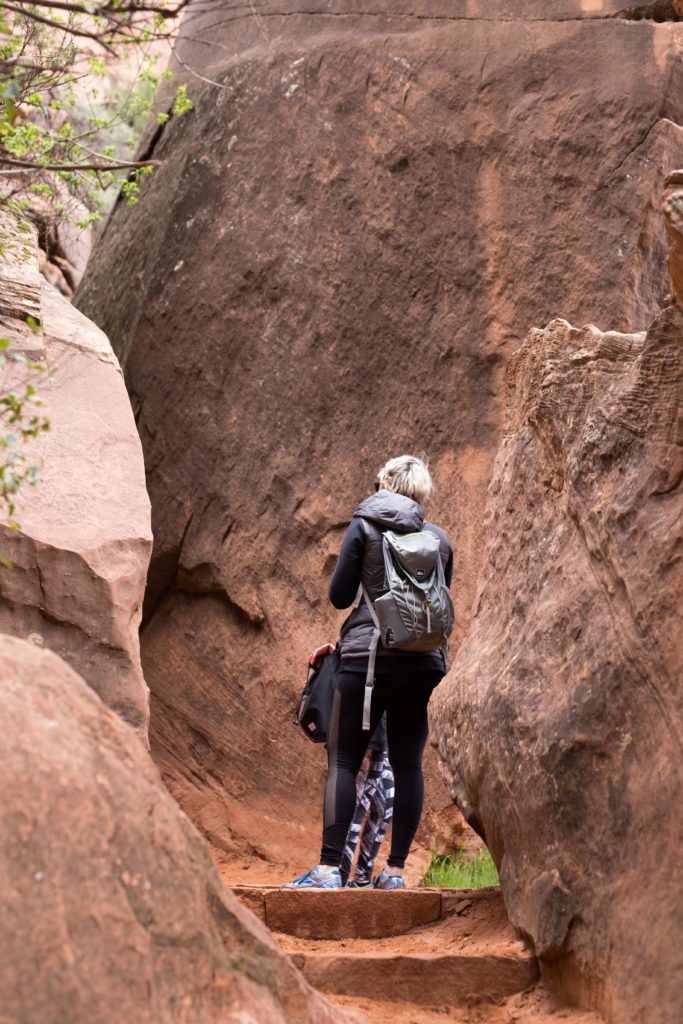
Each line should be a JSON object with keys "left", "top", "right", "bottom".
{"left": 282, "top": 865, "right": 342, "bottom": 890}
{"left": 374, "top": 868, "right": 406, "bottom": 890}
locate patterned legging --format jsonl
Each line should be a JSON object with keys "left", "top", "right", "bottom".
{"left": 339, "top": 750, "right": 394, "bottom": 884}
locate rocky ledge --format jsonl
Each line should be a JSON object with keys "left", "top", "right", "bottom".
{"left": 0, "top": 208, "right": 152, "bottom": 740}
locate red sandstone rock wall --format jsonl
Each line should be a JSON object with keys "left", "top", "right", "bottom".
{"left": 0, "top": 634, "right": 344, "bottom": 1024}
{"left": 431, "top": 195, "right": 683, "bottom": 1020}
{"left": 77, "top": 4, "right": 683, "bottom": 868}
{"left": 0, "top": 209, "right": 152, "bottom": 740}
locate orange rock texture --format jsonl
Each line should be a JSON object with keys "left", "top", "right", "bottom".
{"left": 0, "top": 634, "right": 344, "bottom": 1024}
{"left": 0, "top": 209, "right": 152, "bottom": 740}
{"left": 77, "top": 2, "right": 683, "bottom": 868}
{"left": 431, "top": 197, "right": 683, "bottom": 1020}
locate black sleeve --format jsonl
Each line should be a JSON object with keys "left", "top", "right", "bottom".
{"left": 328, "top": 518, "right": 366, "bottom": 609}
{"left": 444, "top": 548, "right": 453, "bottom": 589}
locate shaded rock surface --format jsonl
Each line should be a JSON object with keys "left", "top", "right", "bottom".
{"left": 0, "top": 634, "right": 344, "bottom": 1024}
{"left": 77, "top": 3, "right": 683, "bottom": 863}
{"left": 0, "top": 209, "right": 152, "bottom": 739}
{"left": 431, "top": 278, "right": 683, "bottom": 1016}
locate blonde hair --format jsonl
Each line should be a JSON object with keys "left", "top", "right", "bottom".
{"left": 377, "top": 454, "right": 433, "bottom": 505}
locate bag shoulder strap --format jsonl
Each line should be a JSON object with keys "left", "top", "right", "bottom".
{"left": 353, "top": 517, "right": 387, "bottom": 731}
{"left": 360, "top": 582, "right": 380, "bottom": 731}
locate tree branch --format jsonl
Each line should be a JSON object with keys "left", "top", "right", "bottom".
{"left": 170, "top": 47, "right": 228, "bottom": 88}
{"left": 4, "top": 0, "right": 188, "bottom": 20}
{"left": 0, "top": 155, "right": 161, "bottom": 171}
{"left": 0, "top": 2, "right": 117, "bottom": 49}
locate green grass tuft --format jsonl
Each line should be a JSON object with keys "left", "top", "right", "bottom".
{"left": 420, "top": 845, "right": 499, "bottom": 889}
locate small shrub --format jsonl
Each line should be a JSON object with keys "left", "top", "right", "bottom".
{"left": 0, "top": 334, "right": 50, "bottom": 562}
{"left": 420, "top": 845, "right": 499, "bottom": 889}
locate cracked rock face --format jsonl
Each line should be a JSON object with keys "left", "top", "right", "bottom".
{"left": 0, "top": 634, "right": 343, "bottom": 1024}
{"left": 77, "top": 6, "right": 683, "bottom": 862}
{"left": 0, "top": 210, "right": 152, "bottom": 740}
{"left": 431, "top": 299, "right": 683, "bottom": 1021}
{"left": 161, "top": 0, "right": 679, "bottom": 73}
{"left": 663, "top": 168, "right": 683, "bottom": 304}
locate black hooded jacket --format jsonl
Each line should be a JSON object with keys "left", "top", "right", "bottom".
{"left": 329, "top": 490, "right": 453, "bottom": 674}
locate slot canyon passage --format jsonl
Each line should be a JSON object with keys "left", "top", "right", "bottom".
{"left": 0, "top": 1, "right": 682, "bottom": 1022}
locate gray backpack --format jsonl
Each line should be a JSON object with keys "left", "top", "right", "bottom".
{"left": 357, "top": 529, "right": 454, "bottom": 729}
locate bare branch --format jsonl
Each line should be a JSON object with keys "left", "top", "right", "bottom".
{"left": 0, "top": 55, "right": 58, "bottom": 70}
{"left": 170, "top": 46, "right": 228, "bottom": 89}
{"left": 5, "top": 0, "right": 190, "bottom": 21}
{"left": 0, "top": 2, "right": 118, "bottom": 50}
{"left": 0, "top": 155, "right": 161, "bottom": 171}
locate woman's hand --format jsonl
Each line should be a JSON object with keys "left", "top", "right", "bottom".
{"left": 309, "top": 642, "right": 335, "bottom": 669}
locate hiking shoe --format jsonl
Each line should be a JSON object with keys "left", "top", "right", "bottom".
{"left": 374, "top": 868, "right": 406, "bottom": 891}
{"left": 346, "top": 878, "right": 372, "bottom": 889}
{"left": 282, "top": 866, "right": 342, "bottom": 890}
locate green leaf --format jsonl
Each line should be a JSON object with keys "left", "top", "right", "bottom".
{"left": 172, "top": 84, "right": 193, "bottom": 117}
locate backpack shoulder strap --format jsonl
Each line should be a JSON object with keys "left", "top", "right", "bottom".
{"left": 360, "top": 582, "right": 381, "bottom": 731}
{"left": 352, "top": 516, "right": 382, "bottom": 731}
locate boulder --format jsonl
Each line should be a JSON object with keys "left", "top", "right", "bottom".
{"left": 431, "top": 204, "right": 683, "bottom": 1018}
{"left": 0, "top": 634, "right": 344, "bottom": 1024}
{"left": 76, "top": 4, "right": 683, "bottom": 863}
{"left": 0, "top": 209, "right": 152, "bottom": 740}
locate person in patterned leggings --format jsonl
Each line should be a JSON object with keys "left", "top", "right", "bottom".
{"left": 340, "top": 714, "right": 394, "bottom": 887}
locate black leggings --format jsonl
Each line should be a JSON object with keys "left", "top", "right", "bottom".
{"left": 320, "top": 666, "right": 442, "bottom": 870}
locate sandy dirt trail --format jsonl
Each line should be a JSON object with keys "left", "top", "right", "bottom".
{"left": 221, "top": 869, "right": 604, "bottom": 1024}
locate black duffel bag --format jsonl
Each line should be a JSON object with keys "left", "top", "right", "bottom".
{"left": 293, "top": 644, "right": 341, "bottom": 743}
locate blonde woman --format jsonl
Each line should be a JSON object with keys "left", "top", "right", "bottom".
{"left": 285, "top": 455, "right": 453, "bottom": 891}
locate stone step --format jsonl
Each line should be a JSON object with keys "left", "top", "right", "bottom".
{"left": 285, "top": 948, "right": 538, "bottom": 1006}
{"left": 232, "top": 884, "right": 499, "bottom": 940}
{"left": 234, "top": 886, "right": 538, "bottom": 1008}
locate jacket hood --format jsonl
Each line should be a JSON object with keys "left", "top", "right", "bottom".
{"left": 353, "top": 489, "right": 425, "bottom": 532}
